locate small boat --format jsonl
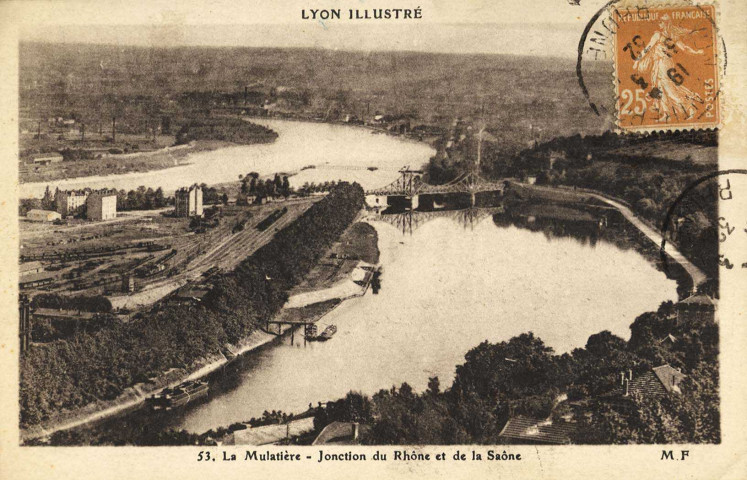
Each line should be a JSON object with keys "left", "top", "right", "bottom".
{"left": 307, "top": 325, "right": 337, "bottom": 342}
{"left": 146, "top": 380, "right": 209, "bottom": 411}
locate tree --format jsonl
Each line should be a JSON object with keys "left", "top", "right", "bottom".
{"left": 154, "top": 187, "right": 166, "bottom": 208}
{"left": 426, "top": 376, "right": 440, "bottom": 396}
{"left": 282, "top": 176, "right": 290, "bottom": 197}
{"left": 42, "top": 186, "right": 55, "bottom": 210}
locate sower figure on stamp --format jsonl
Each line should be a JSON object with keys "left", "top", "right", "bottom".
{"left": 633, "top": 14, "right": 705, "bottom": 122}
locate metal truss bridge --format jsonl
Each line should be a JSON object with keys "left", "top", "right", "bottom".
{"left": 365, "top": 167, "right": 506, "bottom": 197}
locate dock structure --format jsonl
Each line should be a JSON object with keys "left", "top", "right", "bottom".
{"left": 265, "top": 261, "right": 377, "bottom": 345}
{"left": 264, "top": 316, "right": 319, "bottom": 346}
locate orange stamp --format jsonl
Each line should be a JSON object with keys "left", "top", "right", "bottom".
{"left": 613, "top": 4, "right": 720, "bottom": 131}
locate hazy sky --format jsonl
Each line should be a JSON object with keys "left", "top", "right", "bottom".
{"left": 11, "top": 0, "right": 612, "bottom": 57}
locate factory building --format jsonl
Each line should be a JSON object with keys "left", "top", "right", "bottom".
{"left": 175, "top": 184, "right": 203, "bottom": 217}
{"left": 86, "top": 190, "right": 117, "bottom": 221}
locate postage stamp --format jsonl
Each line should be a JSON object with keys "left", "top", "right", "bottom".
{"left": 613, "top": 4, "right": 720, "bottom": 131}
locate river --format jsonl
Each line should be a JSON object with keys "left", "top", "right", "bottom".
{"left": 128, "top": 211, "right": 676, "bottom": 435}
{"left": 19, "top": 119, "right": 435, "bottom": 198}
{"left": 30, "top": 120, "right": 677, "bottom": 440}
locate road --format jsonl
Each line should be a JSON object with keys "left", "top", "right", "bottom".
{"left": 589, "top": 193, "right": 707, "bottom": 289}
{"left": 514, "top": 182, "right": 707, "bottom": 290}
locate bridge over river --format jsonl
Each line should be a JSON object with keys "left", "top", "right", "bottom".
{"left": 365, "top": 167, "right": 506, "bottom": 210}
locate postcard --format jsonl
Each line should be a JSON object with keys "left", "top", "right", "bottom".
{"left": 1, "top": 0, "right": 746, "bottom": 478}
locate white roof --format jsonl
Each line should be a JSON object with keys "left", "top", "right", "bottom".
{"left": 27, "top": 209, "right": 60, "bottom": 216}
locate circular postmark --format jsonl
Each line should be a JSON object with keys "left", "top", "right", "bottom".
{"left": 659, "top": 169, "right": 747, "bottom": 295}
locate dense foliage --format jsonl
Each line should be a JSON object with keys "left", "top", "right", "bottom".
{"left": 31, "top": 293, "right": 112, "bottom": 313}
{"left": 115, "top": 186, "right": 168, "bottom": 211}
{"left": 315, "top": 301, "right": 719, "bottom": 445}
{"left": 20, "top": 182, "right": 365, "bottom": 427}
{"left": 175, "top": 117, "right": 277, "bottom": 145}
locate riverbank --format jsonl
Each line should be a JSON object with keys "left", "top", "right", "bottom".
{"left": 20, "top": 118, "right": 278, "bottom": 186}
{"left": 504, "top": 181, "right": 707, "bottom": 293}
{"left": 24, "top": 217, "right": 379, "bottom": 445}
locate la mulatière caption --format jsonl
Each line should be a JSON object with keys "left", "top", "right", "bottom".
{"left": 197, "top": 449, "right": 521, "bottom": 463}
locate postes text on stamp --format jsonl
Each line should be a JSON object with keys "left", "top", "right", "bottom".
{"left": 613, "top": 4, "right": 720, "bottom": 131}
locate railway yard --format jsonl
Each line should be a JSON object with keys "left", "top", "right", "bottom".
{"left": 19, "top": 197, "right": 320, "bottom": 313}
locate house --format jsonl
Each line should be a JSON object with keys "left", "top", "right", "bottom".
{"left": 20, "top": 261, "right": 44, "bottom": 277}
{"left": 86, "top": 190, "right": 117, "bottom": 221}
{"left": 26, "top": 209, "right": 62, "bottom": 222}
{"left": 175, "top": 184, "right": 203, "bottom": 217}
{"left": 29, "top": 153, "right": 63, "bottom": 165}
{"left": 498, "top": 416, "right": 576, "bottom": 445}
{"left": 676, "top": 294, "right": 716, "bottom": 324}
{"left": 55, "top": 188, "right": 91, "bottom": 217}
{"left": 168, "top": 285, "right": 211, "bottom": 306}
{"left": 612, "top": 365, "right": 686, "bottom": 400}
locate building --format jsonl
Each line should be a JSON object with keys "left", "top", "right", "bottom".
{"left": 175, "top": 184, "right": 203, "bottom": 217}
{"left": 676, "top": 294, "right": 716, "bottom": 324}
{"left": 606, "top": 365, "right": 687, "bottom": 404}
{"left": 86, "top": 190, "right": 117, "bottom": 221}
{"left": 55, "top": 188, "right": 91, "bottom": 217}
{"left": 168, "top": 285, "right": 211, "bottom": 306}
{"left": 29, "top": 153, "right": 63, "bottom": 165}
{"left": 19, "top": 261, "right": 44, "bottom": 277}
{"left": 498, "top": 416, "right": 576, "bottom": 445}
{"left": 26, "top": 209, "right": 62, "bottom": 222}
{"left": 19, "top": 272, "right": 55, "bottom": 290}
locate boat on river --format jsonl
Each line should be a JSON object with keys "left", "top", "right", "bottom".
{"left": 146, "top": 380, "right": 209, "bottom": 411}
{"left": 307, "top": 325, "right": 337, "bottom": 342}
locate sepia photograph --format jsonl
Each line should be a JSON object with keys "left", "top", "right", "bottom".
{"left": 1, "top": 0, "right": 746, "bottom": 478}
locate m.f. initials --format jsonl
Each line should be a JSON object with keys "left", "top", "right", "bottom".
{"left": 661, "top": 450, "right": 689, "bottom": 460}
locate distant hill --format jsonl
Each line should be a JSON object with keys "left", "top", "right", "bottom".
{"left": 20, "top": 42, "right": 613, "bottom": 153}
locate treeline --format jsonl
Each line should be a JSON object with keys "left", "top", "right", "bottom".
{"left": 20, "top": 182, "right": 365, "bottom": 427}
{"left": 430, "top": 130, "right": 719, "bottom": 280}
{"left": 296, "top": 181, "right": 340, "bottom": 196}
{"left": 115, "top": 186, "right": 168, "bottom": 211}
{"left": 116, "top": 184, "right": 223, "bottom": 211}
{"left": 314, "top": 301, "right": 719, "bottom": 444}
{"left": 175, "top": 117, "right": 277, "bottom": 145}
{"left": 239, "top": 173, "right": 291, "bottom": 201}
{"left": 31, "top": 293, "right": 112, "bottom": 313}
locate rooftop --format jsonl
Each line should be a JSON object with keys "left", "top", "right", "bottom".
{"left": 19, "top": 272, "right": 55, "bottom": 284}
{"left": 20, "top": 261, "right": 44, "bottom": 272}
{"left": 651, "top": 365, "right": 687, "bottom": 394}
{"left": 32, "top": 308, "right": 97, "bottom": 320}
{"left": 26, "top": 209, "right": 60, "bottom": 216}
{"left": 608, "top": 364, "right": 687, "bottom": 399}
{"left": 498, "top": 416, "right": 575, "bottom": 445}
{"left": 678, "top": 294, "right": 716, "bottom": 307}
